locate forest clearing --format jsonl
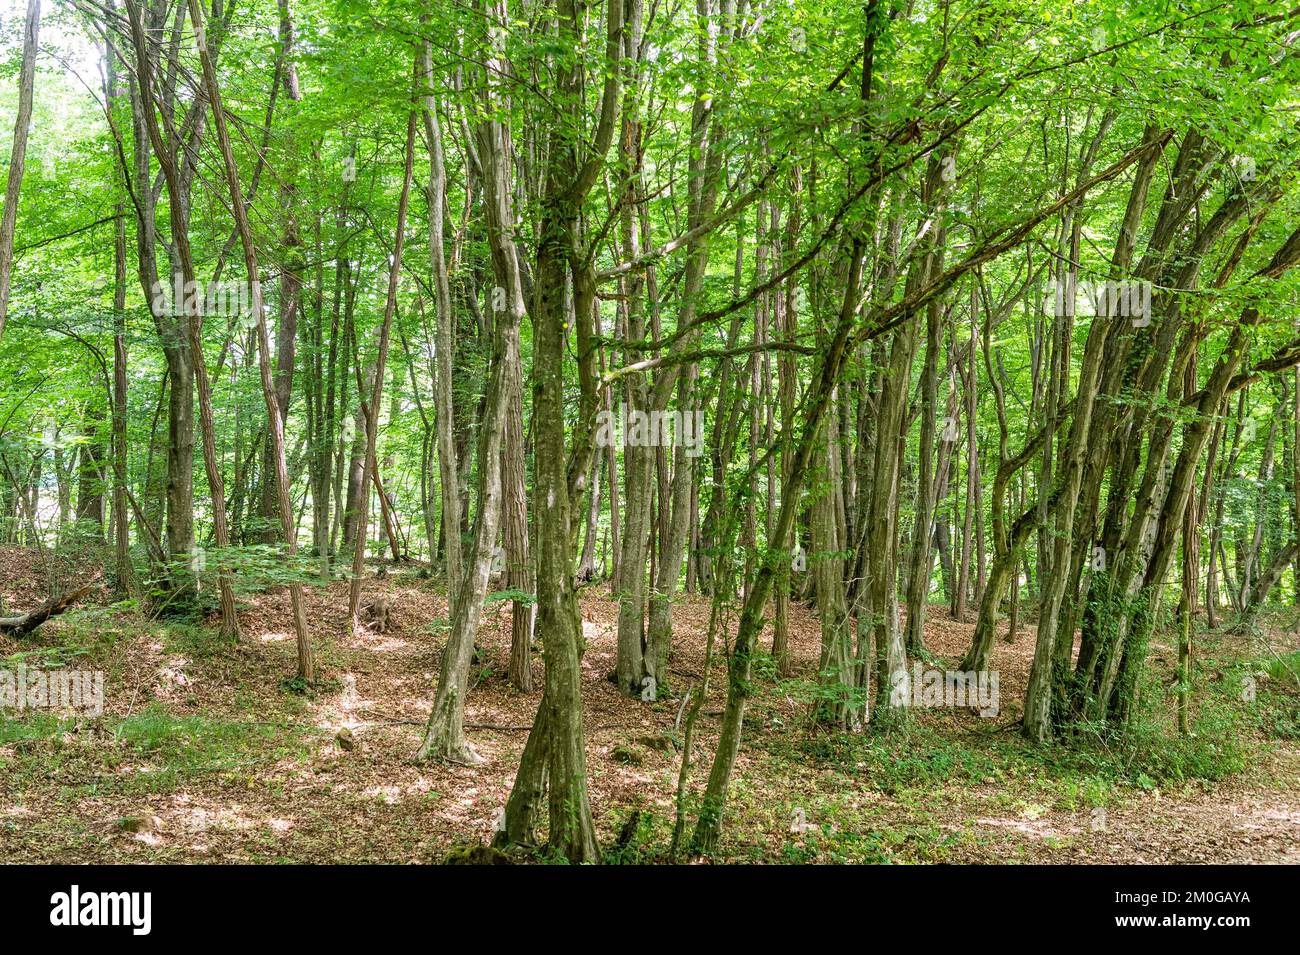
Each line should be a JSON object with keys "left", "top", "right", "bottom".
{"left": 1, "top": 0, "right": 1299, "bottom": 878}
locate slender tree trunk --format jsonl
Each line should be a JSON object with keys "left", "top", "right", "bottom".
{"left": 417, "top": 285, "right": 513, "bottom": 762}
{"left": 903, "top": 265, "right": 942, "bottom": 654}
{"left": 0, "top": 0, "right": 40, "bottom": 339}
{"left": 188, "top": 0, "right": 316, "bottom": 677}
{"left": 107, "top": 36, "right": 133, "bottom": 595}
{"left": 346, "top": 106, "right": 417, "bottom": 622}
{"left": 127, "top": 0, "right": 239, "bottom": 639}
{"left": 257, "top": 0, "right": 304, "bottom": 544}
{"left": 421, "top": 38, "right": 463, "bottom": 599}
{"left": 501, "top": 0, "right": 622, "bottom": 863}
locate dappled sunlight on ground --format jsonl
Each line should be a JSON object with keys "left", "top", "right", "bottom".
{"left": 1, "top": 557, "right": 1297, "bottom": 863}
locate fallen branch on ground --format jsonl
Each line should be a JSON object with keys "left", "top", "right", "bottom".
{"left": 0, "top": 574, "right": 103, "bottom": 637}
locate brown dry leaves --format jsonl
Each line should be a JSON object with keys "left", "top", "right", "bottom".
{"left": 1, "top": 555, "right": 1296, "bottom": 864}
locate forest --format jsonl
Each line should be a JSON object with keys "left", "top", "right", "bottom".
{"left": 0, "top": 0, "right": 1298, "bottom": 867}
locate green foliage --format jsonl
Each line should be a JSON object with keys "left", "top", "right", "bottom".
{"left": 484, "top": 588, "right": 534, "bottom": 606}
{"left": 1262, "top": 650, "right": 1300, "bottom": 687}
{"left": 2, "top": 0, "right": 1300, "bottom": 865}
{"left": 109, "top": 706, "right": 312, "bottom": 791}
{"left": 0, "top": 711, "right": 73, "bottom": 744}
{"left": 789, "top": 723, "right": 1002, "bottom": 794}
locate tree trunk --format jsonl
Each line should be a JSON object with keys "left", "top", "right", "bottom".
{"left": 127, "top": 0, "right": 239, "bottom": 639}
{"left": 189, "top": 0, "right": 315, "bottom": 678}
{"left": 0, "top": 0, "right": 40, "bottom": 339}
{"left": 346, "top": 104, "right": 417, "bottom": 623}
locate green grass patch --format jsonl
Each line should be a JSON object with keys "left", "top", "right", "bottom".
{"left": 1, "top": 704, "right": 316, "bottom": 797}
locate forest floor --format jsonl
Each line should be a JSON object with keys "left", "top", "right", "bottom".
{"left": 1, "top": 545, "right": 1297, "bottom": 864}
